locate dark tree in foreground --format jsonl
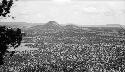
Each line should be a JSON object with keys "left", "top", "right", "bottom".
{"left": 0, "top": 26, "right": 22, "bottom": 65}
{"left": 0, "top": 0, "right": 13, "bottom": 17}
{"left": 0, "top": 0, "right": 22, "bottom": 65}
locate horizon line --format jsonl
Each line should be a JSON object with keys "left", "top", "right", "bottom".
{"left": 0, "top": 21, "right": 123, "bottom": 27}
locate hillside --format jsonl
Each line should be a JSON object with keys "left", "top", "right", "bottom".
{"left": 29, "top": 21, "right": 63, "bottom": 31}
{"left": 0, "top": 21, "right": 125, "bottom": 72}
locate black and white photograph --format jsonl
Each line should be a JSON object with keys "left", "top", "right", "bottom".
{"left": 0, "top": 0, "right": 125, "bottom": 72}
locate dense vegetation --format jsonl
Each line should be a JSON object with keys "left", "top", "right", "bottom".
{"left": 1, "top": 0, "right": 124, "bottom": 71}
{"left": 0, "top": 22, "right": 124, "bottom": 72}
{"left": 0, "top": 26, "right": 22, "bottom": 65}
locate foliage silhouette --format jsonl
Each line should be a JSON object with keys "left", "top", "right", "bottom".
{"left": 0, "top": 0, "right": 14, "bottom": 17}
{"left": 0, "top": 26, "right": 22, "bottom": 65}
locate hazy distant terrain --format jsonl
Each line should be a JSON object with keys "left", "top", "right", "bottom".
{"left": 0, "top": 21, "right": 125, "bottom": 72}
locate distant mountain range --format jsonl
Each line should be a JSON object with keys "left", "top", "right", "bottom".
{"left": 29, "top": 21, "right": 63, "bottom": 31}
{"left": 0, "top": 21, "right": 124, "bottom": 31}
{"left": 106, "top": 24, "right": 122, "bottom": 27}
{"left": 0, "top": 22, "right": 34, "bottom": 29}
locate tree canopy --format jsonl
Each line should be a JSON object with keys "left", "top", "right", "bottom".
{"left": 0, "top": 0, "right": 13, "bottom": 17}
{"left": 0, "top": 26, "right": 22, "bottom": 65}
{"left": 0, "top": 0, "right": 22, "bottom": 65}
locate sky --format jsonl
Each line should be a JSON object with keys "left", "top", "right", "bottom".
{"left": 1, "top": 0, "right": 125, "bottom": 26}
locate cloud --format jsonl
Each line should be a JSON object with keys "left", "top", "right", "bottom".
{"left": 2, "top": 0, "right": 125, "bottom": 25}
{"left": 83, "top": 7, "right": 99, "bottom": 13}
{"left": 82, "top": 6, "right": 108, "bottom": 14}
